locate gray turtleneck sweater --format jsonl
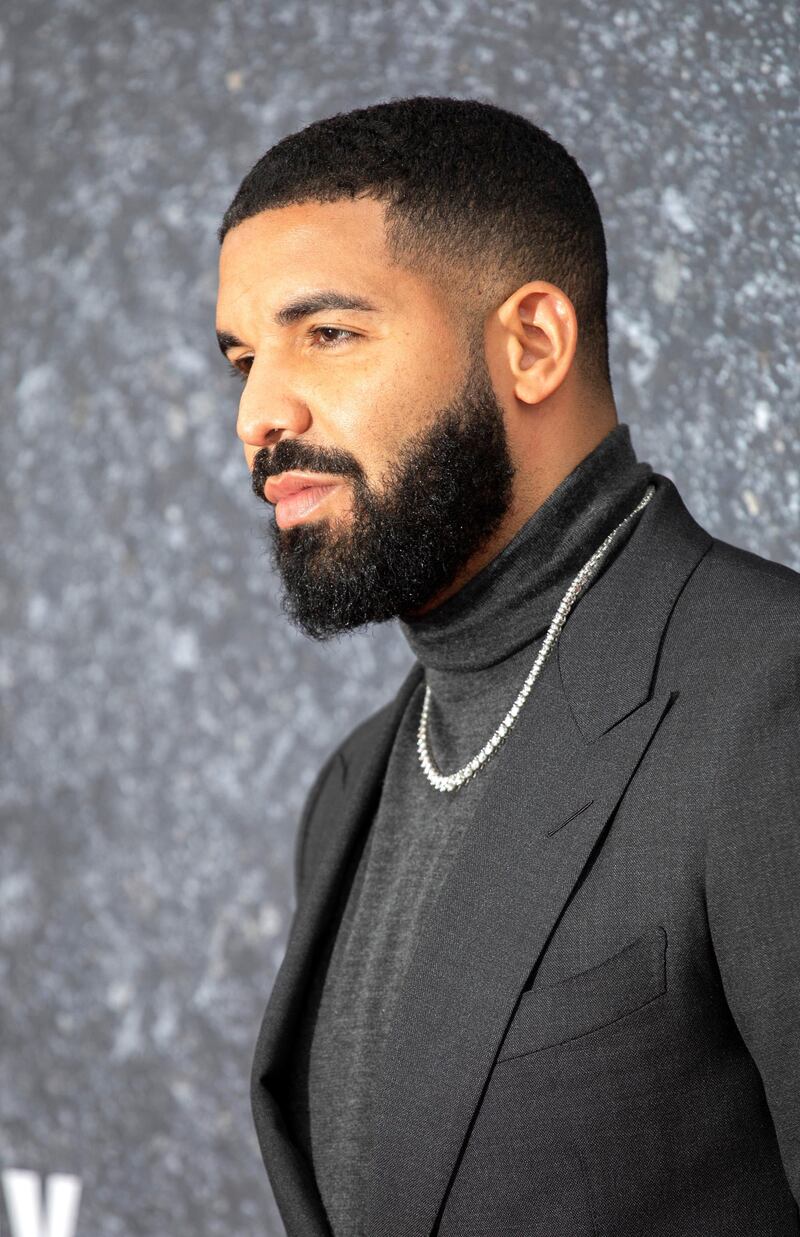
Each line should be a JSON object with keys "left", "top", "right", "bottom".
{"left": 283, "top": 422, "right": 655, "bottom": 1236}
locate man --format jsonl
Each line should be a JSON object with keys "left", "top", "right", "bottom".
{"left": 215, "top": 97, "right": 800, "bottom": 1235}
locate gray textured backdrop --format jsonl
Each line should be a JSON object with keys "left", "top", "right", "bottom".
{"left": 1, "top": 1, "right": 797, "bottom": 1234}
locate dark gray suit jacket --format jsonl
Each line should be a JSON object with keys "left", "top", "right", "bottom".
{"left": 251, "top": 473, "right": 800, "bottom": 1236}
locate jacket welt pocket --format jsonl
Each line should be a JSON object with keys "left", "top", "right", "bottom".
{"left": 497, "top": 925, "right": 667, "bottom": 1062}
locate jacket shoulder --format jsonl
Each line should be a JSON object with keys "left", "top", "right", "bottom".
{"left": 706, "top": 533, "right": 800, "bottom": 592}
{"left": 681, "top": 532, "right": 800, "bottom": 648}
{"left": 660, "top": 530, "right": 800, "bottom": 793}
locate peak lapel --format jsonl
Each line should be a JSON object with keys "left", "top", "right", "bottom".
{"left": 560, "top": 473, "right": 714, "bottom": 740}
{"left": 363, "top": 474, "right": 714, "bottom": 1237}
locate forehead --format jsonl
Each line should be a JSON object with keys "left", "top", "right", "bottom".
{"left": 216, "top": 196, "right": 444, "bottom": 324}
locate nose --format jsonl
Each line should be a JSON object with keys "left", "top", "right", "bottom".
{"left": 236, "top": 391, "right": 312, "bottom": 450}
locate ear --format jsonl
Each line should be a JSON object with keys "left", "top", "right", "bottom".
{"left": 496, "top": 281, "right": 578, "bottom": 406}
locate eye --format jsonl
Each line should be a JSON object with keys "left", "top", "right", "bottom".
{"left": 309, "top": 326, "right": 358, "bottom": 348}
{"left": 226, "top": 326, "right": 359, "bottom": 386}
{"left": 228, "top": 357, "right": 252, "bottom": 385}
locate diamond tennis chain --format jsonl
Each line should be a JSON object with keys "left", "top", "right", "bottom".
{"left": 416, "top": 483, "right": 656, "bottom": 793}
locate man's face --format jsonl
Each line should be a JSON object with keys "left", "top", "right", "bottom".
{"left": 215, "top": 196, "right": 515, "bottom": 638}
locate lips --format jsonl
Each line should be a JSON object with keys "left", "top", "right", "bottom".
{"left": 263, "top": 472, "right": 344, "bottom": 530}
{"left": 263, "top": 472, "right": 340, "bottom": 503}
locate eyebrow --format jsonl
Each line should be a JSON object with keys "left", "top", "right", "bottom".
{"left": 216, "top": 290, "right": 381, "bottom": 356}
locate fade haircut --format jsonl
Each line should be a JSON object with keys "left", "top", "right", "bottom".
{"left": 218, "top": 95, "right": 612, "bottom": 393}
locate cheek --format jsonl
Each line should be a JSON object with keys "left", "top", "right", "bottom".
{"left": 344, "top": 422, "right": 398, "bottom": 493}
{"left": 316, "top": 342, "right": 450, "bottom": 480}
{"left": 321, "top": 379, "right": 410, "bottom": 473}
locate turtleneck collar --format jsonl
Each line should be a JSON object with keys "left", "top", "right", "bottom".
{"left": 398, "top": 422, "right": 655, "bottom": 674}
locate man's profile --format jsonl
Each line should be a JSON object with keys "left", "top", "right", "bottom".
{"left": 215, "top": 96, "right": 800, "bottom": 1236}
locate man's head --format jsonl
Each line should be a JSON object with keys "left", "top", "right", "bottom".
{"left": 215, "top": 96, "right": 617, "bottom": 639}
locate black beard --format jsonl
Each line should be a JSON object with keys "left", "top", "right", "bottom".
{"left": 251, "top": 348, "right": 515, "bottom": 640}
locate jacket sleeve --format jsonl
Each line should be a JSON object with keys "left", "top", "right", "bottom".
{"left": 705, "top": 638, "right": 800, "bottom": 1204}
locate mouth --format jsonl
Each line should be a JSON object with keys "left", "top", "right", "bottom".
{"left": 263, "top": 473, "right": 345, "bottom": 530}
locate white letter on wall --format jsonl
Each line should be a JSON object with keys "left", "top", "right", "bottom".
{"left": 1, "top": 1170, "right": 82, "bottom": 1237}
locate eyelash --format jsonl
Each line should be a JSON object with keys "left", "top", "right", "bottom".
{"left": 228, "top": 326, "right": 359, "bottom": 384}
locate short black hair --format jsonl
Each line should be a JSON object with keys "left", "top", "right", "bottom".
{"left": 218, "top": 95, "right": 612, "bottom": 393}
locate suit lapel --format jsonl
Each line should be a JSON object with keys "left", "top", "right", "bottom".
{"left": 361, "top": 474, "right": 714, "bottom": 1236}
{"left": 253, "top": 659, "right": 424, "bottom": 1080}
{"left": 251, "top": 661, "right": 424, "bottom": 1235}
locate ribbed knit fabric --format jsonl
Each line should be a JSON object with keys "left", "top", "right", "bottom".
{"left": 282, "top": 422, "right": 656, "bottom": 1236}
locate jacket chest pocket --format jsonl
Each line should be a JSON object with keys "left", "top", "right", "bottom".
{"left": 497, "top": 924, "right": 667, "bottom": 1062}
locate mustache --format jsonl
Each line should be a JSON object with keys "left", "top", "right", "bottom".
{"left": 251, "top": 439, "right": 364, "bottom": 503}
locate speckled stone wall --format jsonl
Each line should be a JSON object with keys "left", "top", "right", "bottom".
{"left": 1, "top": 1, "right": 797, "bottom": 1233}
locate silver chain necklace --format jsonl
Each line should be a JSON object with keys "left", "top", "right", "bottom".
{"left": 416, "top": 483, "right": 656, "bottom": 793}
